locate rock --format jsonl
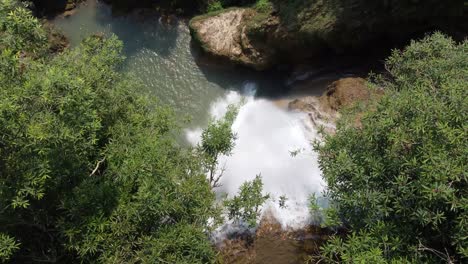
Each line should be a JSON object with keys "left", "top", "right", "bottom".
{"left": 287, "top": 77, "right": 380, "bottom": 133}
{"left": 317, "top": 77, "right": 385, "bottom": 128}
{"left": 256, "top": 211, "right": 284, "bottom": 238}
{"left": 65, "top": 2, "right": 76, "bottom": 11}
{"left": 189, "top": 1, "right": 465, "bottom": 70}
{"left": 189, "top": 8, "right": 276, "bottom": 70}
{"left": 288, "top": 96, "right": 335, "bottom": 133}
{"left": 288, "top": 97, "right": 320, "bottom": 114}
{"left": 42, "top": 21, "right": 70, "bottom": 54}
{"left": 320, "top": 77, "right": 371, "bottom": 111}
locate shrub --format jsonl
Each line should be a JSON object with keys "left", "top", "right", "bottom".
{"left": 255, "top": 0, "right": 271, "bottom": 13}
{"left": 0, "top": 1, "right": 218, "bottom": 262}
{"left": 207, "top": 0, "right": 223, "bottom": 12}
{"left": 317, "top": 33, "right": 468, "bottom": 263}
{"left": 224, "top": 175, "right": 270, "bottom": 227}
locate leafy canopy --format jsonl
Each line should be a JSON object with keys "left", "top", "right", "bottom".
{"left": 317, "top": 32, "right": 467, "bottom": 263}
{"left": 224, "top": 175, "right": 270, "bottom": 227}
{"left": 200, "top": 105, "right": 238, "bottom": 187}
{"left": 0, "top": 1, "right": 218, "bottom": 263}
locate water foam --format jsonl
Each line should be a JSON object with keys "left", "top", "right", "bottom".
{"left": 186, "top": 83, "right": 326, "bottom": 231}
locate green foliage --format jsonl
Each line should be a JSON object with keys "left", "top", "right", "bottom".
{"left": 207, "top": 0, "right": 223, "bottom": 12}
{"left": 0, "top": 0, "right": 47, "bottom": 54}
{"left": 0, "top": 234, "right": 19, "bottom": 263}
{"left": 224, "top": 175, "right": 270, "bottom": 227}
{"left": 136, "top": 223, "right": 217, "bottom": 264}
{"left": 0, "top": 1, "right": 217, "bottom": 262}
{"left": 200, "top": 106, "right": 238, "bottom": 187}
{"left": 321, "top": 224, "right": 407, "bottom": 264}
{"left": 317, "top": 33, "right": 467, "bottom": 263}
{"left": 254, "top": 0, "right": 271, "bottom": 13}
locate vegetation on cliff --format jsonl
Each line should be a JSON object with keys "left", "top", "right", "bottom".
{"left": 316, "top": 33, "right": 467, "bottom": 263}
{"left": 99, "top": 0, "right": 256, "bottom": 14}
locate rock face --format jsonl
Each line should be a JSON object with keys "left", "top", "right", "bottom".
{"left": 190, "top": 1, "right": 465, "bottom": 70}
{"left": 189, "top": 8, "right": 275, "bottom": 70}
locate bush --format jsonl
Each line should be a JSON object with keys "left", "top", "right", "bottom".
{"left": 317, "top": 33, "right": 467, "bottom": 263}
{"left": 224, "top": 175, "right": 270, "bottom": 227}
{"left": 255, "top": 0, "right": 271, "bottom": 13}
{"left": 0, "top": 1, "right": 217, "bottom": 262}
{"left": 207, "top": 0, "right": 223, "bottom": 12}
{"left": 199, "top": 106, "right": 238, "bottom": 187}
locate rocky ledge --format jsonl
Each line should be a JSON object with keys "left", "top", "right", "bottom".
{"left": 189, "top": 1, "right": 465, "bottom": 70}
{"left": 189, "top": 8, "right": 275, "bottom": 70}
{"left": 288, "top": 77, "right": 383, "bottom": 132}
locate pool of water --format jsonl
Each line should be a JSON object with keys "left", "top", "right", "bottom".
{"left": 52, "top": 0, "right": 287, "bottom": 128}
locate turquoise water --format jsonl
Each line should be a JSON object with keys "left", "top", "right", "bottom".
{"left": 52, "top": 0, "right": 286, "bottom": 127}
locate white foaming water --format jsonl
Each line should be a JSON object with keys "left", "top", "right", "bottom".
{"left": 186, "top": 83, "right": 326, "bottom": 231}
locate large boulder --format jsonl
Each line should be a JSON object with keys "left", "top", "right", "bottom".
{"left": 189, "top": 8, "right": 276, "bottom": 70}
{"left": 320, "top": 77, "right": 372, "bottom": 111}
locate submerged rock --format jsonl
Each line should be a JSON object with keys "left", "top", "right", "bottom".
{"left": 31, "top": 0, "right": 82, "bottom": 17}
{"left": 42, "top": 21, "right": 70, "bottom": 53}
{"left": 288, "top": 96, "right": 336, "bottom": 135}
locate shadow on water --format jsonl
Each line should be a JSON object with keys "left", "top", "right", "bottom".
{"left": 53, "top": 1, "right": 388, "bottom": 129}
{"left": 85, "top": 1, "right": 179, "bottom": 58}
{"left": 189, "top": 41, "right": 289, "bottom": 99}
{"left": 52, "top": 0, "right": 292, "bottom": 129}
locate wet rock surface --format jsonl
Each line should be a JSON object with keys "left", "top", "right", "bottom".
{"left": 286, "top": 77, "right": 385, "bottom": 133}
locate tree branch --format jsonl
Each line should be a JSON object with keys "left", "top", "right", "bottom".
{"left": 89, "top": 157, "right": 105, "bottom": 176}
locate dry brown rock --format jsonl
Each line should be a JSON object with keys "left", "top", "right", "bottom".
{"left": 320, "top": 77, "right": 371, "bottom": 111}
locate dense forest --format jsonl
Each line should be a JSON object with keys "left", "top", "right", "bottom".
{"left": 1, "top": 0, "right": 467, "bottom": 263}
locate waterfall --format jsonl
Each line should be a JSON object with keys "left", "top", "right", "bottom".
{"left": 186, "top": 82, "right": 326, "bottom": 231}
